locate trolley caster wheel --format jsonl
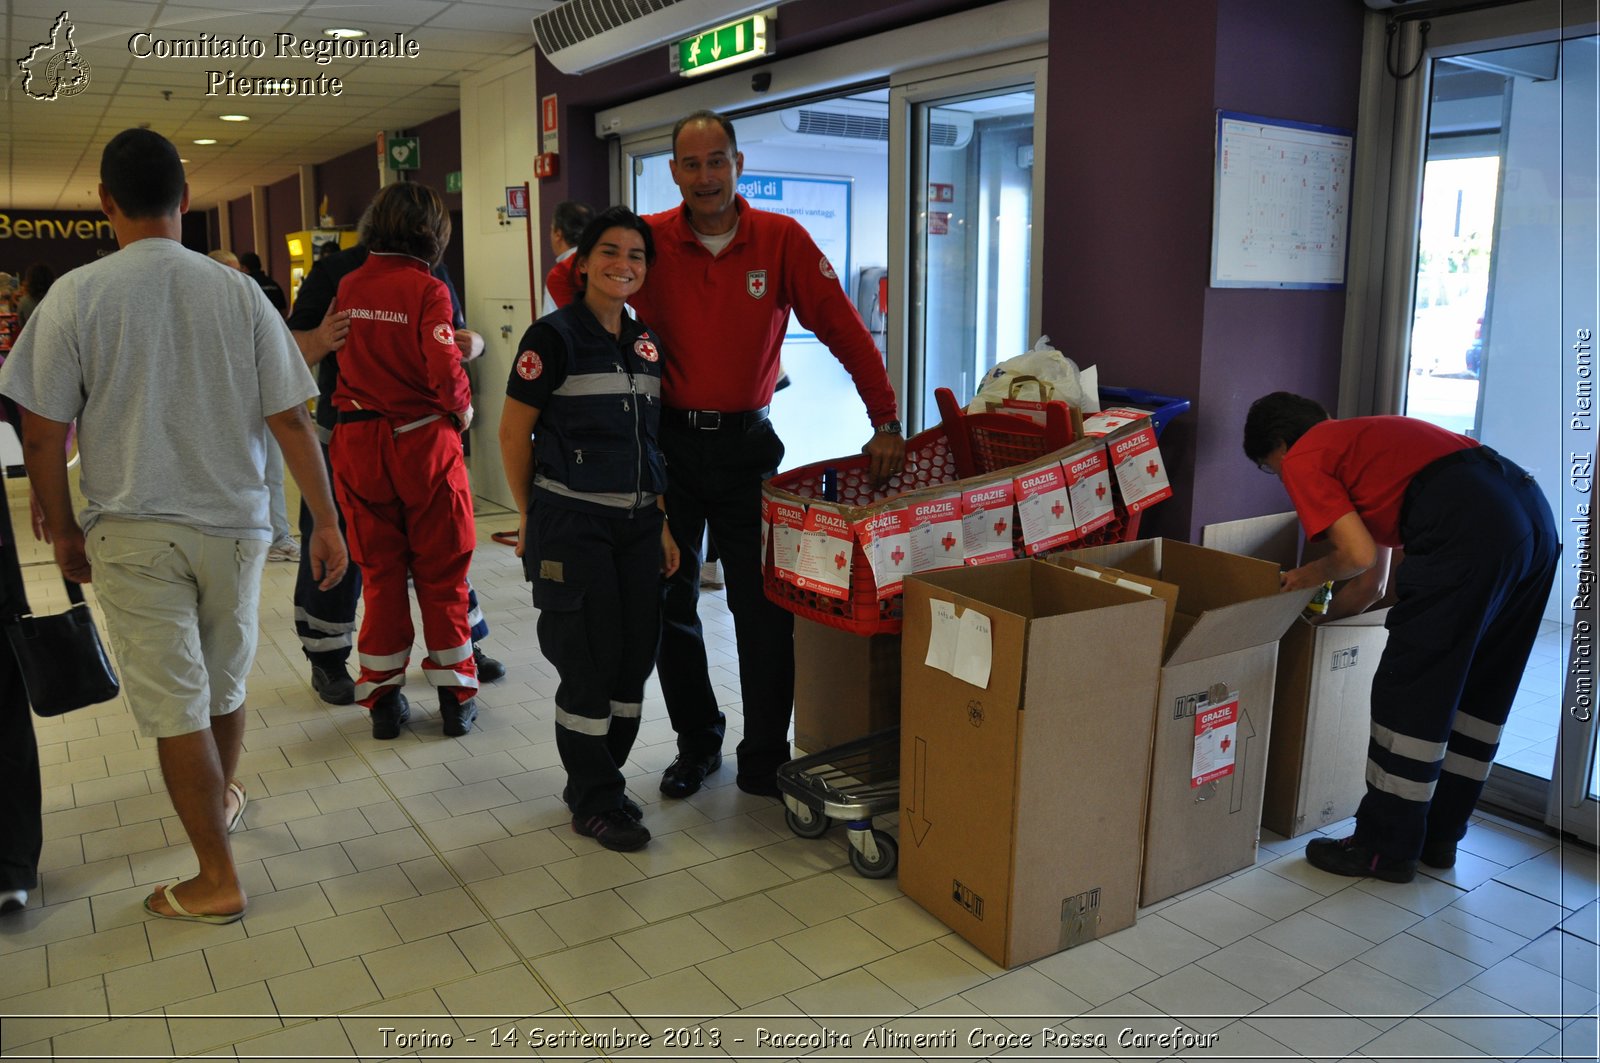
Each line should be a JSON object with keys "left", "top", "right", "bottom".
{"left": 785, "top": 805, "right": 831, "bottom": 839}
{"left": 849, "top": 829, "right": 898, "bottom": 879}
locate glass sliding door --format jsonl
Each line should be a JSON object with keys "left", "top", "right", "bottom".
{"left": 905, "top": 86, "right": 1038, "bottom": 429}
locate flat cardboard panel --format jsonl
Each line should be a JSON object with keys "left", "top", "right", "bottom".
{"left": 1142, "top": 643, "right": 1279, "bottom": 905}
{"left": 793, "top": 620, "right": 900, "bottom": 755}
{"left": 900, "top": 561, "right": 1164, "bottom": 967}
{"left": 1262, "top": 618, "right": 1389, "bottom": 836}
{"left": 1201, "top": 513, "right": 1302, "bottom": 569}
{"left": 1166, "top": 591, "right": 1311, "bottom": 667}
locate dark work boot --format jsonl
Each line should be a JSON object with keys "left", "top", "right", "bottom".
{"left": 370, "top": 691, "right": 411, "bottom": 740}
{"left": 441, "top": 690, "right": 479, "bottom": 737}
{"left": 310, "top": 661, "right": 356, "bottom": 705}
{"left": 1305, "top": 835, "right": 1417, "bottom": 883}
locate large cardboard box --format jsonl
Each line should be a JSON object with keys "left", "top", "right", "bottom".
{"left": 1202, "top": 514, "right": 1391, "bottom": 838}
{"left": 899, "top": 560, "right": 1166, "bottom": 968}
{"left": 1055, "top": 540, "right": 1312, "bottom": 905}
{"left": 793, "top": 618, "right": 900, "bottom": 755}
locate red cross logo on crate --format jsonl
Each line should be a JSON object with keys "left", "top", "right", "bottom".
{"left": 834, "top": 551, "right": 846, "bottom": 570}
{"left": 940, "top": 533, "right": 957, "bottom": 552}
{"left": 992, "top": 517, "right": 1008, "bottom": 536}
{"left": 1220, "top": 735, "right": 1232, "bottom": 753}
{"left": 1051, "top": 500, "right": 1065, "bottom": 519}
{"left": 1146, "top": 460, "right": 1161, "bottom": 477}
{"left": 1095, "top": 483, "right": 1107, "bottom": 499}
{"left": 890, "top": 546, "right": 906, "bottom": 566}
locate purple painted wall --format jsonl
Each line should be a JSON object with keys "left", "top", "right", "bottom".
{"left": 1192, "top": 0, "right": 1363, "bottom": 533}
{"left": 227, "top": 197, "right": 253, "bottom": 256}
{"left": 1042, "top": 0, "right": 1362, "bottom": 538}
{"left": 264, "top": 175, "right": 300, "bottom": 303}
{"left": 1042, "top": 0, "right": 1220, "bottom": 540}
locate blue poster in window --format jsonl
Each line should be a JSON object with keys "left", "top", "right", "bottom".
{"left": 738, "top": 172, "right": 853, "bottom": 339}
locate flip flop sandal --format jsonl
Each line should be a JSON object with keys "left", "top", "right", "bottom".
{"left": 225, "top": 781, "right": 247, "bottom": 834}
{"left": 143, "top": 882, "right": 245, "bottom": 925}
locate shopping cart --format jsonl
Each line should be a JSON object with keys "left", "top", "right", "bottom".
{"left": 775, "top": 728, "right": 901, "bottom": 878}
{"left": 770, "top": 385, "right": 1190, "bottom": 875}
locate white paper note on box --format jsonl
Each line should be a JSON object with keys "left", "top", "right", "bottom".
{"left": 925, "top": 599, "right": 960, "bottom": 673}
{"left": 952, "top": 608, "right": 993, "bottom": 688}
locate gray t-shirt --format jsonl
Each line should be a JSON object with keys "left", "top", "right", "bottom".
{"left": 0, "top": 238, "right": 318, "bottom": 539}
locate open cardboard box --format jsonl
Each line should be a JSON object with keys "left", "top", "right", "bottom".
{"left": 899, "top": 560, "right": 1166, "bottom": 967}
{"left": 1202, "top": 513, "right": 1393, "bottom": 838}
{"left": 1054, "top": 540, "right": 1312, "bottom": 905}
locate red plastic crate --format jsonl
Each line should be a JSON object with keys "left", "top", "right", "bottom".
{"left": 763, "top": 424, "right": 1140, "bottom": 636}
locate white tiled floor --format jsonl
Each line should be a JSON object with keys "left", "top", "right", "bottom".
{"left": 2, "top": 487, "right": 1598, "bottom": 1061}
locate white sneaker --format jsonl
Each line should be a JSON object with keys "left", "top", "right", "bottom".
{"left": 267, "top": 537, "right": 301, "bottom": 562}
{"left": 0, "top": 889, "right": 27, "bottom": 914}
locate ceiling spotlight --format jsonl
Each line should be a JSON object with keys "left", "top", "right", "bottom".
{"left": 219, "top": 114, "right": 250, "bottom": 122}
{"left": 193, "top": 138, "right": 217, "bottom": 145}
{"left": 324, "top": 27, "right": 366, "bottom": 39}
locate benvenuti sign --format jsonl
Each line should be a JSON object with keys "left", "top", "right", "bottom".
{"left": 0, "top": 214, "right": 115, "bottom": 241}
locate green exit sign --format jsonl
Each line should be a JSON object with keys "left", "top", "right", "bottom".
{"left": 672, "top": 13, "right": 770, "bottom": 78}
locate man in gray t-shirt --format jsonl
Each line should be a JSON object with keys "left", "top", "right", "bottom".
{"left": 0, "top": 129, "right": 347, "bottom": 926}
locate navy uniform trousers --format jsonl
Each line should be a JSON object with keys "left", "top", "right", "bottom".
{"left": 656, "top": 418, "right": 794, "bottom": 783}
{"left": 1359, "top": 446, "right": 1559, "bottom": 860}
{"left": 529, "top": 504, "right": 663, "bottom": 816}
{"left": 293, "top": 442, "right": 489, "bottom": 669}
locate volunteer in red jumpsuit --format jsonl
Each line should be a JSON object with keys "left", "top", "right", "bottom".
{"left": 329, "top": 182, "right": 479, "bottom": 739}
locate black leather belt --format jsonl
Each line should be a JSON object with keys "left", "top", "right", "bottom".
{"left": 663, "top": 406, "right": 770, "bottom": 432}
{"left": 337, "top": 409, "right": 383, "bottom": 424}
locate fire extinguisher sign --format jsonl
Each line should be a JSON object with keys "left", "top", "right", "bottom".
{"left": 540, "top": 94, "right": 558, "bottom": 153}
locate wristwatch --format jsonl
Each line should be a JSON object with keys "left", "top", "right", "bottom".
{"left": 875, "top": 419, "right": 903, "bottom": 436}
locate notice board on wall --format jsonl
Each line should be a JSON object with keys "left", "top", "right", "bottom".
{"left": 737, "top": 172, "right": 853, "bottom": 339}
{"left": 1210, "top": 111, "right": 1353, "bottom": 290}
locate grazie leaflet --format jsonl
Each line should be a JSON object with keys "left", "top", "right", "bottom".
{"left": 794, "top": 503, "right": 854, "bottom": 600}
{"left": 960, "top": 479, "right": 1017, "bottom": 565}
{"left": 855, "top": 505, "right": 911, "bottom": 599}
{"left": 768, "top": 498, "right": 807, "bottom": 585}
{"left": 1107, "top": 421, "right": 1173, "bottom": 513}
{"left": 908, "top": 491, "right": 964, "bottom": 573}
{"left": 1062, "top": 444, "right": 1117, "bottom": 535}
{"left": 1013, "top": 460, "right": 1079, "bottom": 554}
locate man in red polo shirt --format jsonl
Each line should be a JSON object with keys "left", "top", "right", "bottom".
{"left": 1244, "top": 392, "right": 1557, "bottom": 883}
{"left": 630, "top": 110, "right": 905, "bottom": 798}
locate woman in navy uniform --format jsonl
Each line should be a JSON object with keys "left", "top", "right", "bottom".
{"left": 499, "top": 206, "right": 679, "bottom": 852}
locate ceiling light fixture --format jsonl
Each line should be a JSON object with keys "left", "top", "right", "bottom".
{"left": 193, "top": 138, "right": 217, "bottom": 145}
{"left": 219, "top": 114, "right": 250, "bottom": 122}
{"left": 324, "top": 27, "right": 367, "bottom": 39}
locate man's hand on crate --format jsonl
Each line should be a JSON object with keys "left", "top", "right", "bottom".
{"left": 862, "top": 429, "right": 905, "bottom": 488}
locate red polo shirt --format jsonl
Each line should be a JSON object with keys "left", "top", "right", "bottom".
{"left": 1281, "top": 416, "right": 1479, "bottom": 547}
{"left": 631, "top": 197, "right": 898, "bottom": 425}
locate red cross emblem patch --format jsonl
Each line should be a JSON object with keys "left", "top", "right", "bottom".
{"left": 746, "top": 270, "right": 768, "bottom": 299}
{"left": 516, "top": 350, "right": 543, "bottom": 381}
{"left": 818, "top": 255, "right": 837, "bottom": 280}
{"left": 634, "top": 338, "right": 659, "bottom": 362}
{"left": 433, "top": 323, "right": 455, "bottom": 347}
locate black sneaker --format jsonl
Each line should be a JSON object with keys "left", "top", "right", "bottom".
{"left": 370, "top": 691, "right": 411, "bottom": 740}
{"left": 659, "top": 751, "right": 722, "bottom": 798}
{"left": 621, "top": 796, "right": 643, "bottom": 821}
{"left": 1420, "top": 836, "right": 1458, "bottom": 869}
{"left": 572, "top": 807, "right": 651, "bottom": 852}
{"left": 310, "top": 663, "right": 356, "bottom": 705}
{"left": 1305, "top": 835, "right": 1416, "bottom": 883}
{"left": 736, "top": 771, "right": 782, "bottom": 797}
{"left": 473, "top": 644, "right": 505, "bottom": 683}
{"left": 441, "top": 691, "right": 478, "bottom": 737}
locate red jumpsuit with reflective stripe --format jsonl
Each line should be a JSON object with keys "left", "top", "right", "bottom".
{"left": 328, "top": 253, "right": 477, "bottom": 707}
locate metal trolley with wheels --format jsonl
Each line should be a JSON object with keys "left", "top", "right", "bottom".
{"left": 775, "top": 728, "right": 901, "bottom": 879}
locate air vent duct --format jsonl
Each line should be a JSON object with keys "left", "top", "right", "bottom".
{"left": 534, "top": 0, "right": 776, "bottom": 76}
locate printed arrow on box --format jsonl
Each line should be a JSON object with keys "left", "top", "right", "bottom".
{"left": 906, "top": 736, "right": 932, "bottom": 846}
